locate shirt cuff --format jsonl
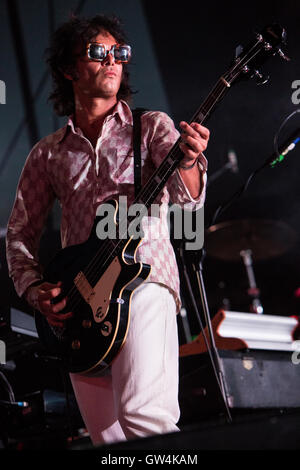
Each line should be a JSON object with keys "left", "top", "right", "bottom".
{"left": 176, "top": 153, "right": 207, "bottom": 210}
{"left": 14, "top": 271, "right": 43, "bottom": 299}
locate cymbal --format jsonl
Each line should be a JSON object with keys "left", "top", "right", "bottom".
{"left": 205, "top": 219, "right": 297, "bottom": 261}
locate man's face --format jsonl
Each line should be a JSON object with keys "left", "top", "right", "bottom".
{"left": 73, "top": 31, "right": 123, "bottom": 100}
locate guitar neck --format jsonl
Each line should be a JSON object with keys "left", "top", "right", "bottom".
{"left": 136, "top": 76, "right": 230, "bottom": 210}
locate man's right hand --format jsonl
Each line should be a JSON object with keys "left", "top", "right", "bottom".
{"left": 25, "top": 281, "right": 73, "bottom": 328}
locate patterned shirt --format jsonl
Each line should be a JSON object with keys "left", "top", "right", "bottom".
{"left": 6, "top": 100, "right": 207, "bottom": 311}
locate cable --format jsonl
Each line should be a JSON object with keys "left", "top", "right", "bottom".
{"left": 209, "top": 109, "right": 300, "bottom": 228}
{"left": 59, "top": 366, "right": 74, "bottom": 444}
{"left": 272, "top": 109, "right": 300, "bottom": 166}
{"left": 0, "top": 370, "right": 15, "bottom": 402}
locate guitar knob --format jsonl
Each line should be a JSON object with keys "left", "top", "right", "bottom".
{"left": 100, "top": 321, "right": 112, "bottom": 337}
{"left": 82, "top": 319, "right": 92, "bottom": 329}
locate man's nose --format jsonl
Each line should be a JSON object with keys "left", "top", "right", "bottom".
{"left": 103, "top": 51, "right": 115, "bottom": 66}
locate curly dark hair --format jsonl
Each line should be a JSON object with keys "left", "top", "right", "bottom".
{"left": 46, "top": 14, "right": 133, "bottom": 116}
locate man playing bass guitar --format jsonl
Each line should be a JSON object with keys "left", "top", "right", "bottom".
{"left": 6, "top": 14, "right": 210, "bottom": 445}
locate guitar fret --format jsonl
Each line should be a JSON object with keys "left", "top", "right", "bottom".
{"left": 193, "top": 79, "right": 228, "bottom": 124}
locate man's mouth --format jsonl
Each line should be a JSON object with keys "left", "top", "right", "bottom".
{"left": 104, "top": 71, "right": 116, "bottom": 77}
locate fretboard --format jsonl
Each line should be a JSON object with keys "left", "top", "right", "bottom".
{"left": 136, "top": 76, "right": 230, "bottom": 210}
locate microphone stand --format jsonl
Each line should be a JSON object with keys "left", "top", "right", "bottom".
{"left": 178, "top": 244, "right": 232, "bottom": 423}
{"left": 207, "top": 161, "right": 232, "bottom": 186}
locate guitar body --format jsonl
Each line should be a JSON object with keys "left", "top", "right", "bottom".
{"left": 35, "top": 199, "right": 151, "bottom": 376}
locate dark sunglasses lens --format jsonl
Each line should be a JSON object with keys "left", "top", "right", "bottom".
{"left": 114, "top": 45, "right": 131, "bottom": 62}
{"left": 89, "top": 44, "right": 106, "bottom": 60}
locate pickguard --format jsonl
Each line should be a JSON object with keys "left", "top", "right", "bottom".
{"left": 74, "top": 256, "right": 121, "bottom": 323}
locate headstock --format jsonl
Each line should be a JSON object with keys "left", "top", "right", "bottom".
{"left": 225, "top": 24, "right": 289, "bottom": 87}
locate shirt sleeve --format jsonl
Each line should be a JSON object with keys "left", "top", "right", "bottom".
{"left": 145, "top": 111, "right": 207, "bottom": 210}
{"left": 6, "top": 142, "right": 56, "bottom": 298}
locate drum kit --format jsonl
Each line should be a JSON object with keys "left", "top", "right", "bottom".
{"left": 204, "top": 218, "right": 298, "bottom": 314}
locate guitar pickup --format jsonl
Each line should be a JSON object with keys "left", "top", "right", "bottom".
{"left": 74, "top": 271, "right": 94, "bottom": 303}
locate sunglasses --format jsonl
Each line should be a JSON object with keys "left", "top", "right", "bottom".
{"left": 86, "top": 42, "right": 131, "bottom": 64}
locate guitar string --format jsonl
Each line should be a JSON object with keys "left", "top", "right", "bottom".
{"left": 63, "top": 40, "right": 266, "bottom": 311}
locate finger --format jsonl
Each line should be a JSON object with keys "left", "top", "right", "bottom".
{"left": 180, "top": 120, "right": 205, "bottom": 138}
{"left": 40, "top": 297, "right": 71, "bottom": 316}
{"left": 180, "top": 121, "right": 210, "bottom": 143}
{"left": 180, "top": 135, "right": 205, "bottom": 155}
{"left": 180, "top": 124, "right": 209, "bottom": 150}
{"left": 38, "top": 281, "right": 62, "bottom": 292}
{"left": 39, "top": 281, "right": 63, "bottom": 294}
{"left": 50, "top": 297, "right": 68, "bottom": 314}
{"left": 47, "top": 317, "right": 67, "bottom": 328}
{"left": 179, "top": 142, "right": 199, "bottom": 160}
{"left": 47, "top": 311, "right": 73, "bottom": 321}
{"left": 39, "top": 287, "right": 62, "bottom": 302}
{"left": 42, "top": 310, "right": 73, "bottom": 328}
{"left": 190, "top": 122, "right": 210, "bottom": 140}
{"left": 180, "top": 121, "right": 199, "bottom": 139}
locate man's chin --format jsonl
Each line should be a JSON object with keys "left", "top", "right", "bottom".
{"left": 95, "top": 86, "right": 119, "bottom": 99}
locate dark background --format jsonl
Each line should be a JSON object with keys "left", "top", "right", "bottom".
{"left": 0, "top": 0, "right": 300, "bottom": 333}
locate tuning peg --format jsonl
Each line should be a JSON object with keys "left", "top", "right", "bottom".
{"left": 254, "top": 70, "right": 269, "bottom": 85}
{"left": 277, "top": 48, "right": 291, "bottom": 61}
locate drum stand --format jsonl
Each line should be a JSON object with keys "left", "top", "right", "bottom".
{"left": 240, "top": 249, "right": 263, "bottom": 314}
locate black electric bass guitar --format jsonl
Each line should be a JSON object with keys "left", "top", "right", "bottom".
{"left": 35, "top": 24, "right": 288, "bottom": 375}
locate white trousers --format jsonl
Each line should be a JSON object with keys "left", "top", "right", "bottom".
{"left": 70, "top": 282, "right": 180, "bottom": 445}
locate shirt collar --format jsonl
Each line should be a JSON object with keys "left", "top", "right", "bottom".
{"left": 114, "top": 100, "right": 133, "bottom": 126}
{"left": 52, "top": 100, "right": 133, "bottom": 145}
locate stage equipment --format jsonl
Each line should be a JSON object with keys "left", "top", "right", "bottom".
{"left": 205, "top": 219, "right": 297, "bottom": 262}
{"left": 204, "top": 218, "right": 297, "bottom": 313}
{"left": 179, "top": 311, "right": 300, "bottom": 424}
{"left": 180, "top": 310, "right": 299, "bottom": 355}
{"left": 207, "top": 149, "right": 239, "bottom": 186}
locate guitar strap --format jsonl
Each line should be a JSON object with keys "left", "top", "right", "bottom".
{"left": 132, "top": 107, "right": 148, "bottom": 199}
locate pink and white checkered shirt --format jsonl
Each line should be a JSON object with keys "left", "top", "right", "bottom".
{"left": 6, "top": 100, "right": 206, "bottom": 311}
